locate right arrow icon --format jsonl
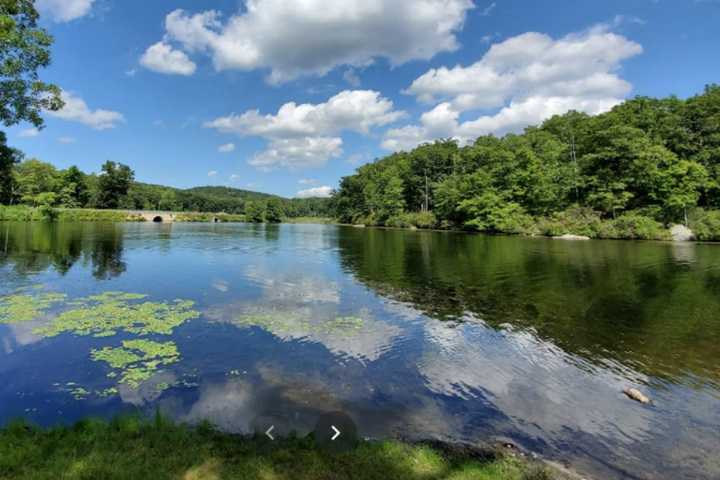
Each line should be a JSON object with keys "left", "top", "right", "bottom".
{"left": 331, "top": 425, "right": 341, "bottom": 441}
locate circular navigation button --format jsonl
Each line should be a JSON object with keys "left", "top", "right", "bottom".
{"left": 251, "top": 414, "right": 290, "bottom": 441}
{"left": 313, "top": 411, "right": 359, "bottom": 453}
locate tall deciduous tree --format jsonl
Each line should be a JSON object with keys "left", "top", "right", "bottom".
{"left": 96, "top": 161, "right": 134, "bottom": 209}
{"left": 0, "top": 0, "right": 63, "bottom": 204}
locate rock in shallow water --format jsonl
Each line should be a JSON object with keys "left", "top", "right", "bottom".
{"left": 623, "top": 387, "right": 651, "bottom": 404}
{"left": 670, "top": 224, "right": 695, "bottom": 242}
{"left": 553, "top": 234, "right": 591, "bottom": 241}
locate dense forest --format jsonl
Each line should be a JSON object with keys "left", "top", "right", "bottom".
{"left": 331, "top": 86, "right": 720, "bottom": 240}
{"left": 0, "top": 158, "right": 332, "bottom": 221}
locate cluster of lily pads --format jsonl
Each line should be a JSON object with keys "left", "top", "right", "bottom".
{"left": 0, "top": 288, "right": 199, "bottom": 399}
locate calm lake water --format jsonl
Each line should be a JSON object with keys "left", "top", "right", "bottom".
{"left": 1, "top": 222, "right": 719, "bottom": 479}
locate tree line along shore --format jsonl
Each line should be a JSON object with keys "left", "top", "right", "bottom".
{"left": 330, "top": 86, "right": 720, "bottom": 242}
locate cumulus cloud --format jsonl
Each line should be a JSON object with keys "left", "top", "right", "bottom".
{"left": 384, "top": 25, "right": 642, "bottom": 150}
{"left": 206, "top": 90, "right": 403, "bottom": 170}
{"left": 47, "top": 91, "right": 124, "bottom": 130}
{"left": 18, "top": 128, "right": 39, "bottom": 138}
{"left": 218, "top": 143, "right": 235, "bottom": 153}
{"left": 147, "top": 0, "right": 474, "bottom": 83}
{"left": 36, "top": 0, "right": 95, "bottom": 22}
{"left": 250, "top": 137, "right": 343, "bottom": 170}
{"left": 140, "top": 42, "right": 197, "bottom": 76}
{"left": 208, "top": 170, "right": 218, "bottom": 177}
{"left": 296, "top": 185, "right": 333, "bottom": 198}
{"left": 299, "top": 178, "right": 318, "bottom": 185}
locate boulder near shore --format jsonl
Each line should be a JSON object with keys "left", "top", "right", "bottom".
{"left": 553, "top": 234, "right": 591, "bottom": 241}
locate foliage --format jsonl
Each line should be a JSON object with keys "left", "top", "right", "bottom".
{"left": 0, "top": 0, "right": 63, "bottom": 129}
{"left": 2, "top": 158, "right": 333, "bottom": 220}
{"left": 332, "top": 86, "right": 720, "bottom": 239}
{"left": 386, "top": 211, "right": 438, "bottom": 229}
{"left": 0, "top": 415, "right": 548, "bottom": 480}
{"left": 690, "top": 209, "right": 720, "bottom": 241}
{"left": 95, "top": 161, "right": 134, "bottom": 209}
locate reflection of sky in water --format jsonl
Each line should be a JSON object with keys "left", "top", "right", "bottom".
{"left": 1, "top": 223, "right": 719, "bottom": 480}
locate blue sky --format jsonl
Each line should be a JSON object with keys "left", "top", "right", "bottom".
{"left": 8, "top": 0, "right": 720, "bottom": 198}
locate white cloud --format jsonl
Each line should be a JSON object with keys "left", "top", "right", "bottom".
{"left": 150, "top": 0, "right": 474, "bottom": 83}
{"left": 206, "top": 90, "right": 403, "bottom": 138}
{"left": 229, "top": 174, "right": 240, "bottom": 182}
{"left": 36, "top": 0, "right": 95, "bottom": 22}
{"left": 206, "top": 90, "right": 403, "bottom": 170}
{"left": 218, "top": 143, "right": 235, "bottom": 153}
{"left": 384, "top": 25, "right": 643, "bottom": 151}
{"left": 47, "top": 91, "right": 125, "bottom": 130}
{"left": 140, "top": 42, "right": 197, "bottom": 76}
{"left": 125, "top": 69, "right": 137, "bottom": 77}
{"left": 250, "top": 137, "right": 343, "bottom": 171}
{"left": 296, "top": 186, "right": 333, "bottom": 198}
{"left": 58, "top": 136, "right": 76, "bottom": 144}
{"left": 299, "top": 178, "right": 318, "bottom": 185}
{"left": 208, "top": 170, "right": 218, "bottom": 177}
{"left": 19, "top": 128, "right": 40, "bottom": 138}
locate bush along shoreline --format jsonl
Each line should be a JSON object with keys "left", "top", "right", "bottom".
{"left": 0, "top": 415, "right": 568, "bottom": 480}
{"left": 347, "top": 207, "right": 720, "bottom": 242}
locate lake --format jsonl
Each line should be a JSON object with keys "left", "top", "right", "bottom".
{"left": 1, "top": 222, "right": 719, "bottom": 480}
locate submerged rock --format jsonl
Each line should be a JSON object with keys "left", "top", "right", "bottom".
{"left": 623, "top": 387, "right": 651, "bottom": 404}
{"left": 553, "top": 234, "right": 591, "bottom": 241}
{"left": 670, "top": 224, "right": 695, "bottom": 242}
{"left": 352, "top": 224, "right": 366, "bottom": 228}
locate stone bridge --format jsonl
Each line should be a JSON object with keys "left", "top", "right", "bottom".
{"left": 125, "top": 210, "right": 177, "bottom": 223}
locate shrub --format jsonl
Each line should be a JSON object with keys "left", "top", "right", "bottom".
{"left": 603, "top": 212, "right": 669, "bottom": 240}
{"left": 690, "top": 209, "right": 720, "bottom": 241}
{"left": 536, "top": 207, "right": 603, "bottom": 237}
{"left": 386, "top": 211, "right": 438, "bottom": 229}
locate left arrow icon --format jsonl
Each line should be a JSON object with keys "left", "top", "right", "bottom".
{"left": 265, "top": 425, "right": 275, "bottom": 440}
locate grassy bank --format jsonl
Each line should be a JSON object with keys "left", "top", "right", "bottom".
{"left": 0, "top": 416, "right": 560, "bottom": 480}
{"left": 0, "top": 206, "right": 249, "bottom": 223}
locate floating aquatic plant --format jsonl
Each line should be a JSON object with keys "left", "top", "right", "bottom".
{"left": 0, "top": 292, "right": 66, "bottom": 324}
{"left": 91, "top": 339, "right": 180, "bottom": 389}
{"left": 35, "top": 292, "right": 199, "bottom": 338}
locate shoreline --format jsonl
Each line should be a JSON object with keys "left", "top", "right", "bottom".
{"left": 2, "top": 205, "right": 718, "bottom": 243}
{"left": 0, "top": 415, "right": 574, "bottom": 480}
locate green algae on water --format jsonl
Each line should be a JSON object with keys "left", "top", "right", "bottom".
{"left": 0, "top": 292, "right": 66, "bottom": 324}
{"left": 35, "top": 292, "right": 199, "bottom": 338}
{"left": 91, "top": 339, "right": 180, "bottom": 389}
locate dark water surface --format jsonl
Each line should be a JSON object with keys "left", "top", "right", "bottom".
{"left": 1, "top": 222, "right": 719, "bottom": 479}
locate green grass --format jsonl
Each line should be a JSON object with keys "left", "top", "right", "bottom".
{"left": 0, "top": 416, "right": 559, "bottom": 480}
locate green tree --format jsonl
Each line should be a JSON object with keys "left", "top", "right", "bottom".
{"left": 0, "top": 131, "right": 22, "bottom": 203}
{"left": 57, "top": 166, "right": 88, "bottom": 208}
{"left": 245, "top": 201, "right": 265, "bottom": 223}
{"left": 0, "top": 1, "right": 64, "bottom": 204}
{"left": 265, "top": 198, "right": 283, "bottom": 223}
{"left": 15, "top": 158, "right": 58, "bottom": 204}
{"left": 96, "top": 161, "right": 134, "bottom": 209}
